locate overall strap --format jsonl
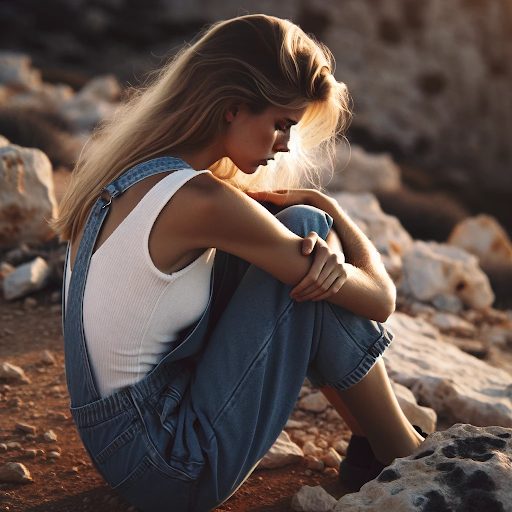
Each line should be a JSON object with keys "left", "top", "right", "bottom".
{"left": 63, "top": 156, "right": 193, "bottom": 407}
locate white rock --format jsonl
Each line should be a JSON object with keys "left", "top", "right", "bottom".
{"left": 0, "top": 362, "right": 30, "bottom": 383}
{"left": 448, "top": 214, "right": 512, "bottom": 267}
{"left": 431, "top": 294, "right": 464, "bottom": 314}
{"left": 323, "top": 145, "right": 401, "bottom": 194}
{"left": 334, "top": 424, "right": 512, "bottom": 511}
{"left": 0, "top": 52, "right": 41, "bottom": 89}
{"left": 43, "top": 430, "right": 58, "bottom": 443}
{"left": 384, "top": 313, "right": 512, "bottom": 427}
{"left": 330, "top": 192, "right": 413, "bottom": 279}
{"left": 0, "top": 135, "right": 9, "bottom": 147}
{"left": 78, "top": 75, "right": 121, "bottom": 103}
{"left": 0, "top": 462, "right": 33, "bottom": 484}
{"left": 390, "top": 381, "right": 437, "bottom": 434}
{"left": 322, "top": 447, "right": 342, "bottom": 468}
{"left": 0, "top": 144, "right": 57, "bottom": 248}
{"left": 298, "top": 391, "right": 330, "bottom": 413}
{"left": 59, "top": 94, "right": 116, "bottom": 133}
{"left": 258, "top": 430, "right": 303, "bottom": 469}
{"left": 429, "top": 312, "right": 476, "bottom": 336}
{"left": 3, "top": 257, "right": 50, "bottom": 300}
{"left": 303, "top": 441, "right": 323, "bottom": 458}
{"left": 285, "top": 419, "right": 306, "bottom": 429}
{"left": 400, "top": 241, "right": 494, "bottom": 309}
{"left": 291, "top": 485, "right": 337, "bottom": 512}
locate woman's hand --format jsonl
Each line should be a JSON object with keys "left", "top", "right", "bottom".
{"left": 290, "top": 231, "right": 348, "bottom": 302}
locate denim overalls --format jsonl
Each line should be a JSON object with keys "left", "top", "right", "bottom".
{"left": 63, "top": 156, "right": 393, "bottom": 511}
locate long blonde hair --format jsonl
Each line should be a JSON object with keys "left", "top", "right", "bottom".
{"left": 51, "top": 14, "right": 352, "bottom": 241}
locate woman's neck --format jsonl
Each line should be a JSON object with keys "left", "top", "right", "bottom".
{"left": 173, "top": 140, "right": 225, "bottom": 171}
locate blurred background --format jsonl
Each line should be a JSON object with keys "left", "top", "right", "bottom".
{"left": 0, "top": 0, "right": 511, "bottom": 306}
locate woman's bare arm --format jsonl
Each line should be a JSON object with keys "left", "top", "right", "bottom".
{"left": 167, "top": 175, "right": 394, "bottom": 322}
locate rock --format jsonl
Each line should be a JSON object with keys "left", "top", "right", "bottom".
{"left": 330, "top": 192, "right": 413, "bottom": 279}
{"left": 6, "top": 442, "right": 22, "bottom": 451}
{"left": 400, "top": 241, "right": 494, "bottom": 309}
{"left": 15, "top": 422, "right": 36, "bottom": 435}
{"left": 298, "top": 391, "right": 330, "bottom": 413}
{"left": 429, "top": 312, "right": 476, "bottom": 337}
{"left": 448, "top": 214, "right": 512, "bottom": 268}
{"left": 258, "top": 430, "right": 303, "bottom": 469}
{"left": 78, "top": 75, "right": 121, "bottom": 103}
{"left": 479, "top": 325, "right": 512, "bottom": 348}
{"left": 3, "top": 257, "right": 50, "bottom": 300}
{"left": 333, "top": 439, "right": 348, "bottom": 456}
{"left": 384, "top": 313, "right": 512, "bottom": 427}
{"left": 431, "top": 293, "right": 464, "bottom": 314}
{"left": 41, "top": 350, "right": 56, "bottom": 366}
{"left": 0, "top": 135, "right": 9, "bottom": 147}
{"left": 303, "top": 441, "right": 323, "bottom": 458}
{"left": 47, "top": 451, "right": 61, "bottom": 459}
{"left": 23, "top": 296, "right": 38, "bottom": 309}
{"left": 0, "top": 362, "right": 30, "bottom": 384}
{"left": 0, "top": 444, "right": 7, "bottom": 452}
{"left": 390, "top": 381, "right": 437, "bottom": 434}
{"left": 291, "top": 485, "right": 337, "bottom": 512}
{"left": 0, "top": 143, "right": 57, "bottom": 248}
{"left": 0, "top": 261, "right": 15, "bottom": 279}
{"left": 285, "top": 419, "right": 306, "bottom": 429}
{"left": 444, "top": 336, "right": 489, "bottom": 359}
{"left": 0, "top": 52, "right": 41, "bottom": 89}
{"left": 305, "top": 456, "right": 325, "bottom": 472}
{"left": 334, "top": 424, "right": 512, "bottom": 511}
{"left": 43, "top": 430, "right": 58, "bottom": 443}
{"left": 59, "top": 94, "right": 116, "bottom": 133}
{"left": 322, "top": 447, "right": 342, "bottom": 468}
{"left": 322, "top": 145, "right": 401, "bottom": 194}
{"left": 323, "top": 467, "right": 338, "bottom": 477}
{"left": 0, "top": 462, "right": 33, "bottom": 484}
{"left": 23, "top": 449, "right": 37, "bottom": 458}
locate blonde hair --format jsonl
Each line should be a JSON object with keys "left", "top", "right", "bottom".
{"left": 51, "top": 14, "right": 352, "bottom": 241}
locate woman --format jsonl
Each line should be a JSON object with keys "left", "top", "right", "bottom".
{"left": 52, "top": 14, "right": 426, "bottom": 511}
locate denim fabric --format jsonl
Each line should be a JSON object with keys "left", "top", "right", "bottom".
{"left": 62, "top": 156, "right": 394, "bottom": 512}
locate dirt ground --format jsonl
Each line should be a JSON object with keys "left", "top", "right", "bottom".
{"left": 0, "top": 292, "right": 352, "bottom": 512}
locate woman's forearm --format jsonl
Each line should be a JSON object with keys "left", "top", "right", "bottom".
{"left": 312, "top": 193, "right": 396, "bottom": 319}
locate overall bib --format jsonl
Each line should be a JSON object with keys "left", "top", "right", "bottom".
{"left": 63, "top": 156, "right": 393, "bottom": 511}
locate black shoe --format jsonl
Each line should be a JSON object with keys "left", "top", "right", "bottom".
{"left": 338, "top": 425, "right": 429, "bottom": 492}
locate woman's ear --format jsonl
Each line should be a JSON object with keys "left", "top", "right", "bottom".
{"left": 225, "top": 105, "right": 240, "bottom": 123}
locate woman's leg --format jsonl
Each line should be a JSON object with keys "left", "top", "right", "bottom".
{"left": 181, "top": 205, "right": 422, "bottom": 511}
{"left": 319, "top": 229, "right": 424, "bottom": 461}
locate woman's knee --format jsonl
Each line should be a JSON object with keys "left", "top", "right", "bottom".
{"left": 275, "top": 204, "right": 333, "bottom": 240}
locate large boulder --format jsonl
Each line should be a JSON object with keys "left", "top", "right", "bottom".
{"left": 383, "top": 313, "right": 512, "bottom": 428}
{"left": 330, "top": 192, "right": 413, "bottom": 280}
{"left": 400, "top": 240, "right": 494, "bottom": 309}
{"left": 0, "top": 143, "right": 57, "bottom": 248}
{"left": 334, "top": 423, "right": 512, "bottom": 512}
{"left": 0, "top": 52, "right": 41, "bottom": 90}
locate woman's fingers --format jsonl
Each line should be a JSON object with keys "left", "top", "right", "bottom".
{"left": 291, "top": 236, "right": 329, "bottom": 296}
{"left": 301, "top": 231, "right": 318, "bottom": 255}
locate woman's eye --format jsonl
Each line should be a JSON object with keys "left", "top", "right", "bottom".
{"left": 275, "top": 123, "right": 289, "bottom": 133}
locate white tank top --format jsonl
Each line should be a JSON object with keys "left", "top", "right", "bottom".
{"left": 64, "top": 169, "right": 216, "bottom": 397}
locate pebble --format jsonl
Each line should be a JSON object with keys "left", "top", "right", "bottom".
{"left": 316, "top": 439, "right": 328, "bottom": 449}
{"left": 15, "top": 422, "right": 36, "bottom": 435}
{"left": 8, "top": 397, "right": 23, "bottom": 408}
{"left": 0, "top": 362, "right": 30, "bottom": 384}
{"left": 0, "top": 444, "right": 7, "bottom": 452}
{"left": 23, "top": 297, "right": 37, "bottom": 310}
{"left": 305, "top": 456, "right": 325, "bottom": 472}
{"left": 43, "top": 430, "right": 58, "bottom": 442}
{"left": 41, "top": 350, "right": 56, "bottom": 366}
{"left": 298, "top": 391, "right": 330, "bottom": 413}
{"left": 302, "top": 441, "right": 322, "bottom": 457}
{"left": 47, "top": 451, "right": 61, "bottom": 459}
{"left": 323, "top": 467, "right": 338, "bottom": 477}
{"left": 333, "top": 439, "right": 348, "bottom": 455}
{"left": 0, "top": 462, "right": 33, "bottom": 484}
{"left": 322, "top": 447, "right": 342, "bottom": 468}
{"left": 23, "top": 449, "right": 37, "bottom": 459}
{"left": 6, "top": 442, "right": 22, "bottom": 451}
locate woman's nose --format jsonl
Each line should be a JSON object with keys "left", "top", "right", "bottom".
{"left": 273, "top": 133, "right": 290, "bottom": 153}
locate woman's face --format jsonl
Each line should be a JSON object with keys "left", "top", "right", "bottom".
{"left": 222, "top": 104, "right": 306, "bottom": 173}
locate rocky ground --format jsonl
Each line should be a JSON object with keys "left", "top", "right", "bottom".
{"left": 0, "top": 291, "right": 362, "bottom": 512}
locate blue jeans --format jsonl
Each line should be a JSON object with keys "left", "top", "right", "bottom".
{"left": 63, "top": 157, "right": 393, "bottom": 511}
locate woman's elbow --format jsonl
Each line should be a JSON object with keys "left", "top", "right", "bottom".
{"left": 375, "top": 284, "right": 396, "bottom": 323}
